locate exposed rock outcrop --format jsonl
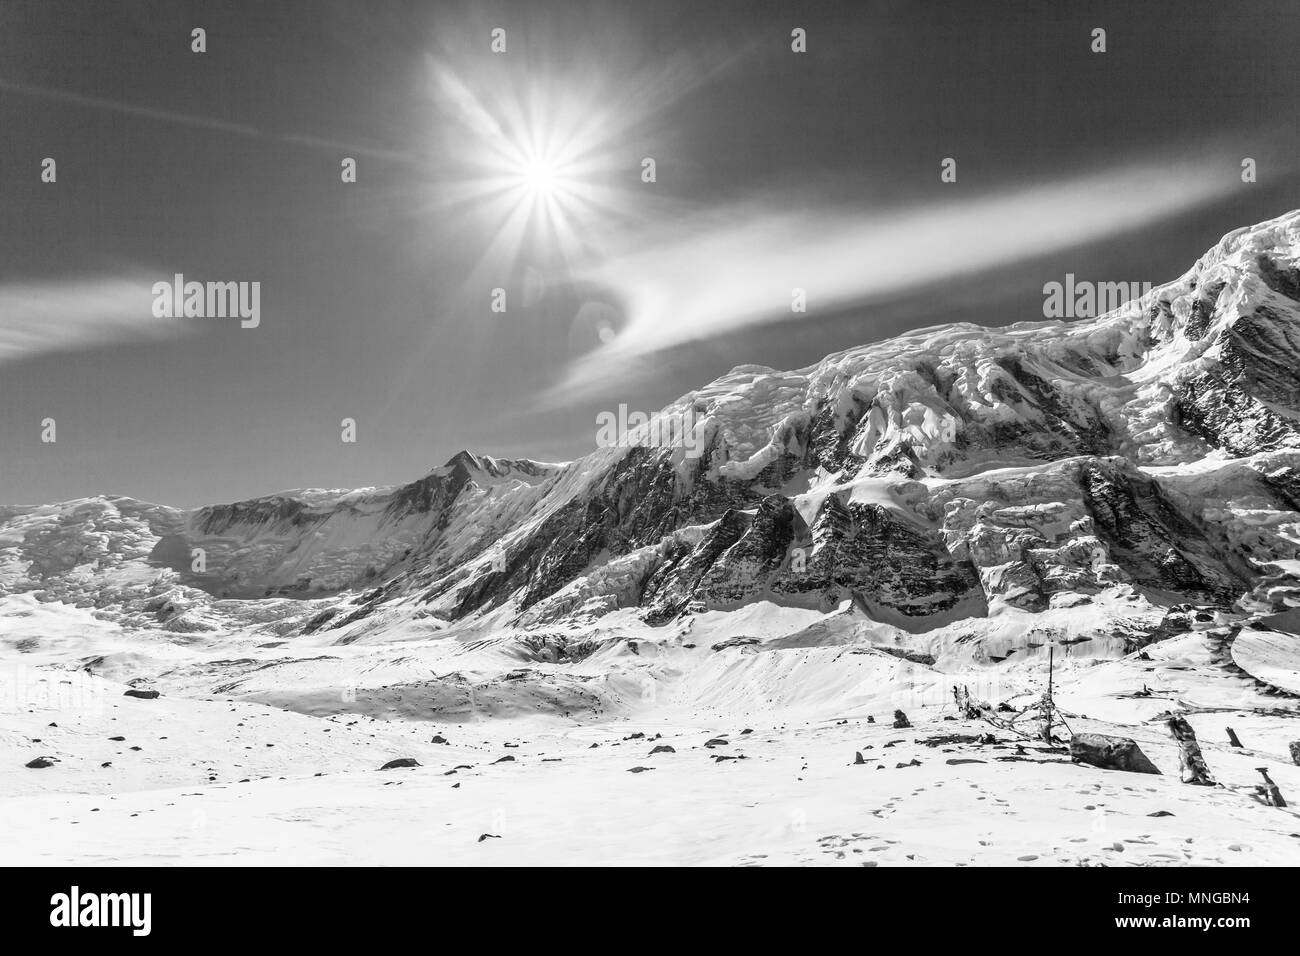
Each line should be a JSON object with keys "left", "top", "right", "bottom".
{"left": 1069, "top": 734, "right": 1162, "bottom": 775}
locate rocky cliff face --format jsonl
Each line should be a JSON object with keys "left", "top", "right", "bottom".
{"left": 5, "top": 210, "right": 1300, "bottom": 647}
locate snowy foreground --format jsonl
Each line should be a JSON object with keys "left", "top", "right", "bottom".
{"left": 3, "top": 598, "right": 1299, "bottom": 866}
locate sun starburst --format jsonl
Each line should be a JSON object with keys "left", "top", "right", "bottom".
{"left": 420, "top": 57, "right": 645, "bottom": 280}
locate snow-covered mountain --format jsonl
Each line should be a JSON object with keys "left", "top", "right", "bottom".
{"left": 6, "top": 210, "right": 1300, "bottom": 656}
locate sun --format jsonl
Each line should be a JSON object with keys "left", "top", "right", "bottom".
{"left": 421, "top": 57, "right": 652, "bottom": 272}
{"left": 518, "top": 155, "right": 560, "bottom": 196}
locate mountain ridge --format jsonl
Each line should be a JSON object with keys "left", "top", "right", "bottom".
{"left": 4, "top": 209, "right": 1300, "bottom": 652}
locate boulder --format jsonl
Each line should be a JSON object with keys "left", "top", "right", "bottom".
{"left": 123, "top": 689, "right": 160, "bottom": 700}
{"left": 379, "top": 758, "right": 421, "bottom": 770}
{"left": 1069, "top": 733, "right": 1161, "bottom": 774}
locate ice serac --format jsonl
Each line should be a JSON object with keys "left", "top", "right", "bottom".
{"left": 5, "top": 210, "right": 1300, "bottom": 648}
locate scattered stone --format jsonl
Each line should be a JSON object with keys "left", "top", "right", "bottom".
{"left": 123, "top": 689, "right": 160, "bottom": 700}
{"left": 430, "top": 735, "right": 448, "bottom": 744}
{"left": 108, "top": 736, "right": 125, "bottom": 742}
{"left": 25, "top": 757, "right": 57, "bottom": 769}
{"left": 379, "top": 758, "right": 421, "bottom": 770}
{"left": 892, "top": 710, "right": 911, "bottom": 729}
{"left": 478, "top": 833, "right": 500, "bottom": 842}
{"left": 1148, "top": 811, "right": 1175, "bottom": 817}
{"left": 492, "top": 755, "right": 516, "bottom": 764}
{"left": 1226, "top": 727, "right": 1244, "bottom": 748}
{"left": 740, "top": 728, "right": 753, "bottom": 735}
{"left": 1289, "top": 741, "right": 1300, "bottom": 766}
{"left": 866, "top": 716, "right": 875, "bottom": 724}
{"left": 627, "top": 766, "right": 655, "bottom": 773}
{"left": 895, "top": 759, "right": 922, "bottom": 768}
{"left": 946, "top": 758, "right": 986, "bottom": 765}
{"left": 921, "top": 733, "right": 989, "bottom": 748}
{"left": 650, "top": 745, "right": 676, "bottom": 755}
{"left": 854, "top": 751, "right": 866, "bottom": 765}
{"left": 624, "top": 732, "right": 645, "bottom": 740}
{"left": 704, "top": 738, "right": 728, "bottom": 747}
{"left": 1069, "top": 733, "right": 1161, "bottom": 775}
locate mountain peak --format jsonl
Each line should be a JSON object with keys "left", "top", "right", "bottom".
{"left": 5, "top": 209, "right": 1300, "bottom": 638}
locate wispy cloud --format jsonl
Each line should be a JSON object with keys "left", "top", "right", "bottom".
{"left": 0, "top": 276, "right": 192, "bottom": 365}
{"left": 554, "top": 146, "right": 1268, "bottom": 399}
{"left": 0, "top": 77, "right": 414, "bottom": 163}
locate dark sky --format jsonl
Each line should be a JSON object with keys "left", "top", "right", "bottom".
{"left": 1, "top": 0, "right": 1297, "bottom": 507}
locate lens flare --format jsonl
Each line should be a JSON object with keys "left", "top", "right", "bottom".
{"left": 420, "top": 56, "right": 648, "bottom": 279}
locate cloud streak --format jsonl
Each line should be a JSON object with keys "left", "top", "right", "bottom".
{"left": 0, "top": 77, "right": 415, "bottom": 163}
{"left": 556, "top": 147, "right": 1267, "bottom": 399}
{"left": 0, "top": 276, "right": 193, "bottom": 366}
